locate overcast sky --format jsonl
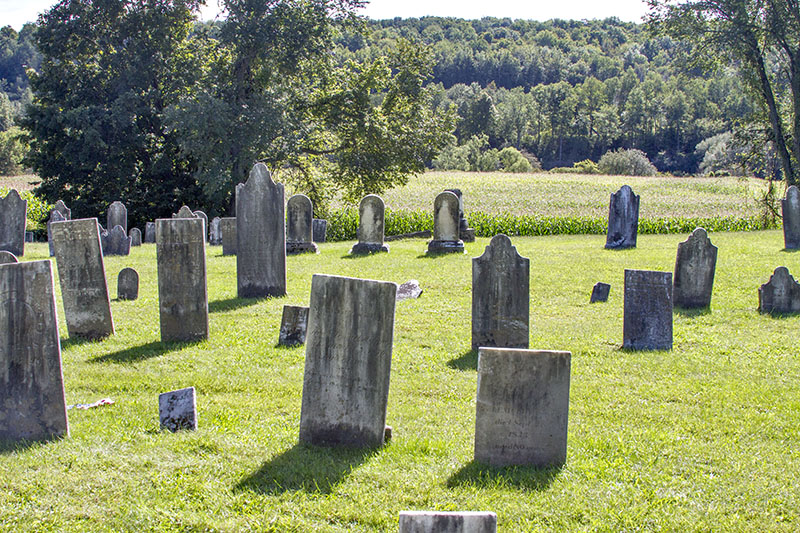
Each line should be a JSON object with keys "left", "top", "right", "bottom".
{"left": 0, "top": 0, "right": 649, "bottom": 31}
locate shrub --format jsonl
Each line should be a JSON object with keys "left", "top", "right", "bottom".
{"left": 0, "top": 186, "right": 52, "bottom": 231}
{"left": 598, "top": 148, "right": 657, "bottom": 176}
{"left": 0, "top": 127, "right": 27, "bottom": 175}
{"left": 573, "top": 159, "right": 600, "bottom": 174}
{"left": 498, "top": 147, "right": 533, "bottom": 173}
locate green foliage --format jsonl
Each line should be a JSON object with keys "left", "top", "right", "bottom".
{"left": 0, "top": 185, "right": 51, "bottom": 230}
{"left": 498, "top": 146, "right": 532, "bottom": 173}
{"left": 598, "top": 148, "right": 658, "bottom": 176}
{"left": 573, "top": 158, "right": 600, "bottom": 174}
{"left": 432, "top": 134, "right": 501, "bottom": 171}
{"left": 0, "top": 126, "right": 26, "bottom": 175}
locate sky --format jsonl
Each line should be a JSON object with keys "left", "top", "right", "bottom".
{"left": 0, "top": 0, "right": 650, "bottom": 31}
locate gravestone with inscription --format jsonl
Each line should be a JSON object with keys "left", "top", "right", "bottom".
{"left": 47, "top": 210, "right": 66, "bottom": 256}
{"left": 221, "top": 217, "right": 237, "bottom": 256}
{"left": 105, "top": 225, "right": 131, "bottom": 256}
{"left": 783, "top": 185, "right": 800, "bottom": 249}
{"left": 605, "top": 185, "right": 639, "bottom": 249}
{"left": 144, "top": 222, "right": 156, "bottom": 243}
{"left": 590, "top": 282, "right": 611, "bottom": 303}
{"left": 286, "top": 194, "right": 318, "bottom": 254}
{"left": 118, "top": 267, "right": 139, "bottom": 301}
{"left": 444, "top": 188, "right": 476, "bottom": 242}
{"left": 428, "top": 191, "right": 464, "bottom": 254}
{"left": 673, "top": 227, "right": 717, "bottom": 309}
{"left": 278, "top": 305, "right": 309, "bottom": 346}
{"left": 159, "top": 387, "right": 197, "bottom": 431}
{"left": 107, "top": 201, "right": 127, "bottom": 235}
{"left": 399, "top": 511, "right": 498, "bottom": 533}
{"left": 758, "top": 266, "right": 800, "bottom": 314}
{"left": 351, "top": 195, "right": 389, "bottom": 254}
{"left": 129, "top": 227, "right": 142, "bottom": 247}
{"left": 312, "top": 218, "right": 327, "bottom": 243}
{"left": 209, "top": 217, "right": 222, "bottom": 245}
{"left": 0, "top": 189, "right": 27, "bottom": 257}
{"left": 623, "top": 269, "right": 673, "bottom": 350}
{"left": 0, "top": 251, "right": 17, "bottom": 264}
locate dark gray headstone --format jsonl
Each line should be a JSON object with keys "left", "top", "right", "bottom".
{"left": 144, "top": 222, "right": 156, "bottom": 243}
{"left": 428, "top": 191, "right": 464, "bottom": 254}
{"left": 129, "top": 227, "right": 142, "bottom": 247}
{"left": 590, "top": 282, "right": 611, "bottom": 303}
{"left": 159, "top": 387, "right": 197, "bottom": 432}
{"left": 673, "top": 227, "right": 717, "bottom": 309}
{"left": 0, "top": 259, "right": 69, "bottom": 441}
{"left": 758, "top": 266, "right": 800, "bottom": 314}
{"left": 0, "top": 189, "right": 27, "bottom": 257}
{"left": 472, "top": 234, "right": 529, "bottom": 351}
{"left": 396, "top": 280, "right": 423, "bottom": 301}
{"left": 299, "top": 274, "right": 397, "bottom": 448}
{"left": 783, "top": 185, "right": 800, "bottom": 249}
{"left": 105, "top": 225, "right": 131, "bottom": 256}
{"left": 156, "top": 218, "right": 209, "bottom": 342}
{"left": 623, "top": 269, "right": 673, "bottom": 350}
{"left": 117, "top": 267, "right": 139, "bottom": 301}
{"left": 351, "top": 194, "right": 389, "bottom": 254}
{"left": 444, "top": 188, "right": 476, "bottom": 243}
{"left": 99, "top": 225, "right": 109, "bottom": 255}
{"left": 312, "top": 218, "right": 327, "bottom": 243}
{"left": 107, "top": 201, "right": 127, "bottom": 235}
{"left": 286, "top": 194, "right": 318, "bottom": 254}
{"left": 209, "top": 217, "right": 222, "bottom": 246}
{"left": 278, "top": 305, "right": 309, "bottom": 346}
{"left": 47, "top": 210, "right": 66, "bottom": 256}
{"left": 0, "top": 251, "right": 17, "bottom": 264}
{"left": 24, "top": 231, "right": 33, "bottom": 243}
{"left": 399, "top": 511, "right": 498, "bottom": 533}
{"left": 605, "top": 185, "right": 639, "bottom": 249}
{"left": 221, "top": 217, "right": 237, "bottom": 256}
{"left": 193, "top": 210, "right": 208, "bottom": 241}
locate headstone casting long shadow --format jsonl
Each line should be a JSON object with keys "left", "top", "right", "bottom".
{"left": 446, "top": 460, "right": 562, "bottom": 491}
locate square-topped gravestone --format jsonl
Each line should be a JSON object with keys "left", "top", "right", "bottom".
{"left": 129, "top": 227, "right": 142, "bottom": 247}
{"left": 673, "top": 227, "right": 717, "bottom": 309}
{"left": 758, "top": 267, "right": 800, "bottom": 314}
{"left": 107, "top": 201, "right": 127, "bottom": 235}
{"left": 51, "top": 218, "right": 115, "bottom": 339}
{"left": 399, "top": 511, "right": 498, "bottom": 533}
{"left": 286, "top": 194, "right": 318, "bottom": 254}
{"left": 428, "top": 191, "right": 465, "bottom": 254}
{"left": 783, "top": 185, "right": 800, "bottom": 249}
{"left": 0, "top": 259, "right": 69, "bottom": 442}
{"left": 312, "top": 218, "right": 327, "bottom": 243}
{"left": 590, "top": 282, "right": 611, "bottom": 303}
{"left": 221, "top": 217, "right": 237, "bottom": 256}
{"left": 118, "top": 267, "right": 139, "bottom": 301}
{"left": 159, "top": 387, "right": 197, "bottom": 431}
{"left": 605, "top": 185, "right": 639, "bottom": 249}
{"left": 105, "top": 225, "right": 131, "bottom": 256}
{"left": 144, "top": 222, "right": 156, "bottom": 243}
{"left": 351, "top": 194, "right": 389, "bottom": 254}
{"left": 209, "top": 217, "right": 222, "bottom": 245}
{"left": 278, "top": 305, "right": 309, "bottom": 346}
{"left": 0, "top": 189, "right": 27, "bottom": 257}
{"left": 475, "top": 348, "right": 571, "bottom": 467}
{"left": 623, "top": 269, "right": 673, "bottom": 350}
{"left": 0, "top": 251, "right": 17, "bottom": 264}
{"left": 47, "top": 209, "right": 66, "bottom": 256}
{"left": 299, "top": 274, "right": 397, "bottom": 448}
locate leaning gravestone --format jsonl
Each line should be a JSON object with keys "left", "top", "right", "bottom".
{"left": 129, "top": 227, "right": 142, "bottom": 247}
{"left": 107, "top": 201, "right": 127, "bottom": 235}
{"left": 209, "top": 217, "right": 222, "bottom": 245}
{"left": 428, "top": 191, "right": 464, "bottom": 254}
{"left": 144, "top": 222, "right": 156, "bottom": 243}
{"left": 286, "top": 194, "right": 318, "bottom": 254}
{"left": 351, "top": 194, "right": 389, "bottom": 254}
{"left": 673, "top": 227, "right": 717, "bottom": 309}
{"left": 51, "top": 218, "right": 115, "bottom": 339}
{"left": 623, "top": 269, "right": 673, "bottom": 350}
{"left": 783, "top": 185, "right": 800, "bottom": 249}
{"left": 758, "top": 266, "right": 800, "bottom": 314}
{"left": 590, "top": 282, "right": 611, "bottom": 303}
{"left": 0, "top": 251, "right": 17, "bottom": 264}
{"left": 472, "top": 234, "right": 529, "bottom": 351}
{"left": 278, "top": 305, "right": 309, "bottom": 346}
{"left": 0, "top": 189, "right": 27, "bottom": 257}
{"left": 118, "top": 267, "right": 139, "bottom": 301}
{"left": 605, "top": 185, "right": 639, "bottom": 249}
{"left": 0, "top": 259, "right": 69, "bottom": 441}
{"left": 312, "top": 218, "right": 327, "bottom": 243}
{"left": 299, "top": 274, "right": 397, "bottom": 448}
{"left": 475, "top": 347, "right": 571, "bottom": 467}
{"left": 159, "top": 387, "right": 197, "bottom": 432}
{"left": 47, "top": 210, "right": 66, "bottom": 256}
{"left": 156, "top": 218, "right": 208, "bottom": 342}
{"left": 399, "top": 511, "right": 497, "bottom": 533}
{"left": 444, "top": 188, "right": 476, "bottom": 242}
{"left": 105, "top": 225, "right": 131, "bottom": 256}
{"left": 221, "top": 217, "right": 237, "bottom": 256}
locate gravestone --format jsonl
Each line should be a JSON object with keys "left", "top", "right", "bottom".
{"left": 590, "top": 282, "right": 611, "bottom": 303}
{"left": 25, "top": 231, "right": 33, "bottom": 243}
{"left": 278, "top": 305, "right": 309, "bottom": 346}
{"left": 0, "top": 259, "right": 69, "bottom": 441}
{"left": 144, "top": 222, "right": 156, "bottom": 243}
{"left": 783, "top": 185, "right": 800, "bottom": 249}
{"left": 53, "top": 199, "right": 71, "bottom": 220}
{"left": 194, "top": 210, "right": 208, "bottom": 241}
{"left": 0, "top": 251, "right": 17, "bottom": 264}
{"left": 156, "top": 218, "right": 209, "bottom": 342}
{"left": 107, "top": 201, "right": 127, "bottom": 235}
{"left": 47, "top": 209, "right": 66, "bottom": 256}
{"left": 129, "top": 227, "right": 142, "bottom": 247}
{"left": 51, "top": 218, "right": 114, "bottom": 339}
{"left": 605, "top": 185, "right": 639, "bottom": 249}
{"left": 173, "top": 205, "right": 196, "bottom": 219}
{"left": 0, "top": 189, "right": 27, "bottom": 257}
{"left": 236, "top": 163, "right": 286, "bottom": 298}
{"left": 351, "top": 194, "right": 389, "bottom": 254}
{"left": 159, "top": 387, "right": 197, "bottom": 431}
{"left": 758, "top": 267, "right": 800, "bottom": 314}
{"left": 299, "top": 274, "right": 397, "bottom": 448}
{"left": 312, "top": 218, "right": 327, "bottom": 243}
{"left": 444, "top": 188, "right": 476, "bottom": 242}
{"left": 221, "top": 217, "right": 237, "bottom": 256}
{"left": 673, "top": 227, "right": 717, "bottom": 309}
{"left": 399, "top": 511, "right": 497, "bottom": 533}
{"left": 428, "top": 191, "right": 464, "bottom": 254}
{"left": 98, "top": 224, "right": 109, "bottom": 254}
{"left": 396, "top": 280, "right": 423, "bottom": 301}
{"left": 118, "top": 267, "right": 139, "bottom": 301}
{"left": 286, "top": 194, "right": 318, "bottom": 254}
{"left": 472, "top": 234, "right": 529, "bottom": 351}
{"left": 209, "top": 217, "right": 222, "bottom": 245}
{"left": 105, "top": 225, "right": 131, "bottom": 256}
{"left": 623, "top": 269, "right": 673, "bottom": 350}
{"left": 475, "top": 347, "right": 570, "bottom": 467}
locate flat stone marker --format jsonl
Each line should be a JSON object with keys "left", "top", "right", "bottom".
{"left": 0, "top": 251, "right": 18, "bottom": 264}
{"left": 472, "top": 234, "right": 529, "bottom": 351}
{"left": 605, "top": 185, "right": 639, "bottom": 249}
{"left": 759, "top": 266, "right": 800, "bottom": 314}
{"left": 312, "top": 218, "right": 327, "bottom": 243}
{"left": 396, "top": 279, "right": 423, "bottom": 301}
{"left": 299, "top": 274, "right": 397, "bottom": 448}
{"left": 351, "top": 194, "right": 389, "bottom": 254}
{"left": 428, "top": 191, "right": 464, "bottom": 254}
{"left": 129, "top": 227, "right": 142, "bottom": 247}
{"left": 399, "top": 511, "right": 498, "bottom": 533}
{"left": 286, "top": 194, "right": 318, "bottom": 254}
{"left": 221, "top": 217, "right": 237, "bottom": 256}
{"left": 105, "top": 224, "right": 131, "bottom": 256}
{"left": 590, "top": 282, "right": 611, "bottom": 303}
{"left": 623, "top": 269, "right": 673, "bottom": 350}
{"left": 475, "top": 347, "right": 570, "bottom": 467}
{"left": 278, "top": 305, "right": 309, "bottom": 346}
{"left": 783, "top": 185, "right": 800, "bottom": 249}
{"left": 107, "top": 201, "right": 127, "bottom": 235}
{"left": 47, "top": 210, "right": 66, "bottom": 256}
{"left": 51, "top": 218, "right": 115, "bottom": 339}
{"left": 209, "top": 217, "right": 222, "bottom": 245}
{"left": 144, "top": 222, "right": 156, "bottom": 243}
{"left": 0, "top": 189, "right": 27, "bottom": 257}
{"left": 236, "top": 163, "right": 286, "bottom": 298}
{"left": 673, "top": 227, "right": 717, "bottom": 309}
{"left": 159, "top": 387, "right": 197, "bottom": 431}
{"left": 156, "top": 218, "right": 209, "bottom": 342}
{"left": 0, "top": 259, "right": 69, "bottom": 441}
{"left": 118, "top": 267, "right": 139, "bottom": 301}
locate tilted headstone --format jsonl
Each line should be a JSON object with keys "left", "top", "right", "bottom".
{"left": 0, "top": 189, "right": 27, "bottom": 257}
{"left": 107, "top": 201, "right": 127, "bottom": 235}
{"left": 312, "top": 218, "right": 327, "bottom": 243}
{"left": 472, "top": 234, "right": 529, "bottom": 351}
{"left": 286, "top": 194, "right": 318, "bottom": 254}
{"left": 117, "top": 267, "right": 139, "bottom": 301}
{"left": 428, "top": 191, "right": 464, "bottom": 254}
{"left": 144, "top": 221, "right": 156, "bottom": 243}
{"left": 399, "top": 511, "right": 497, "bottom": 533}
{"left": 159, "top": 387, "right": 197, "bottom": 432}
{"left": 783, "top": 185, "right": 800, "bottom": 249}
{"left": 299, "top": 274, "right": 397, "bottom": 447}
{"left": 105, "top": 225, "right": 131, "bottom": 256}
{"left": 0, "top": 259, "right": 69, "bottom": 441}
{"left": 623, "top": 269, "right": 673, "bottom": 350}
{"left": 209, "top": 217, "right": 222, "bottom": 245}
{"left": 351, "top": 194, "right": 389, "bottom": 254}
{"left": 129, "top": 227, "right": 142, "bottom": 247}
{"left": 673, "top": 227, "right": 717, "bottom": 309}
{"left": 444, "top": 188, "right": 476, "bottom": 242}
{"left": 396, "top": 279, "right": 423, "bottom": 301}
{"left": 758, "top": 266, "right": 800, "bottom": 314}
{"left": 0, "top": 251, "right": 17, "bottom": 264}
{"left": 605, "top": 185, "right": 639, "bottom": 249}
{"left": 156, "top": 218, "right": 209, "bottom": 342}
{"left": 236, "top": 163, "right": 286, "bottom": 298}
{"left": 590, "top": 282, "right": 611, "bottom": 303}
{"left": 193, "top": 210, "right": 208, "bottom": 242}
{"left": 47, "top": 210, "right": 66, "bottom": 256}
{"left": 51, "top": 218, "right": 115, "bottom": 339}
{"left": 221, "top": 217, "right": 237, "bottom": 256}
{"left": 475, "top": 347, "right": 570, "bottom": 467}
{"left": 278, "top": 305, "right": 309, "bottom": 346}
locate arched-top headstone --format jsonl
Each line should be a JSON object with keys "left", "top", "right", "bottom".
{"left": 759, "top": 266, "right": 800, "bottom": 314}
{"left": 673, "top": 227, "right": 717, "bottom": 309}
{"left": 444, "top": 187, "right": 476, "bottom": 242}
{"left": 783, "top": 185, "right": 800, "bottom": 249}
{"left": 173, "top": 205, "right": 196, "bottom": 219}
{"left": 144, "top": 221, "right": 156, "bottom": 243}
{"left": 53, "top": 200, "right": 71, "bottom": 220}
{"left": 0, "top": 250, "right": 18, "bottom": 264}
{"left": 118, "top": 267, "right": 139, "bottom": 300}
{"left": 351, "top": 194, "right": 388, "bottom": 254}
{"left": 209, "top": 217, "right": 222, "bottom": 245}
{"left": 605, "top": 185, "right": 639, "bottom": 249}
{"left": 286, "top": 194, "right": 318, "bottom": 254}
{"left": 0, "top": 189, "right": 27, "bottom": 257}
{"left": 107, "top": 201, "right": 127, "bottom": 235}
{"left": 105, "top": 225, "right": 131, "bottom": 256}
{"left": 47, "top": 209, "right": 66, "bottom": 256}
{"left": 193, "top": 210, "right": 208, "bottom": 241}
{"left": 129, "top": 227, "right": 142, "bottom": 247}
{"left": 427, "top": 191, "right": 464, "bottom": 254}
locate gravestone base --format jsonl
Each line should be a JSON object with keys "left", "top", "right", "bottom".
{"left": 351, "top": 242, "right": 389, "bottom": 254}
{"left": 286, "top": 241, "right": 319, "bottom": 255}
{"left": 427, "top": 239, "right": 465, "bottom": 254}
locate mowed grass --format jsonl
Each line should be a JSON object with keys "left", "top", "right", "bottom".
{"left": 1, "top": 231, "right": 800, "bottom": 531}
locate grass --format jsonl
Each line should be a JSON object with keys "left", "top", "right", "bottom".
{"left": 2, "top": 230, "right": 800, "bottom": 531}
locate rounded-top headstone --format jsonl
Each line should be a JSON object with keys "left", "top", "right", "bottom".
{"left": 0, "top": 251, "right": 18, "bottom": 264}
{"left": 107, "top": 201, "right": 127, "bottom": 235}
{"left": 287, "top": 194, "right": 314, "bottom": 243}
{"left": 53, "top": 200, "right": 71, "bottom": 220}
{"left": 0, "top": 189, "right": 27, "bottom": 257}
{"left": 433, "top": 191, "right": 460, "bottom": 241}
{"left": 358, "top": 194, "right": 385, "bottom": 245}
{"left": 129, "top": 227, "right": 142, "bottom": 247}
{"left": 673, "top": 227, "right": 717, "bottom": 309}
{"left": 605, "top": 184, "right": 639, "bottom": 249}
{"left": 118, "top": 267, "right": 139, "bottom": 300}
{"left": 783, "top": 185, "right": 800, "bottom": 249}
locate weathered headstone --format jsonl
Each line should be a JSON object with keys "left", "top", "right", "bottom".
{"left": 0, "top": 251, "right": 17, "bottom": 264}
{"left": 758, "top": 266, "right": 800, "bottom": 314}
{"left": 51, "top": 218, "right": 115, "bottom": 339}
{"left": 221, "top": 217, "right": 237, "bottom": 256}
{"left": 129, "top": 227, "right": 142, "bottom": 247}
{"left": 144, "top": 222, "right": 156, "bottom": 243}
{"left": 98, "top": 224, "right": 109, "bottom": 254}
{"left": 472, "top": 234, "right": 529, "bottom": 351}
{"left": 475, "top": 347, "right": 570, "bottom": 467}
{"left": 623, "top": 269, "right": 673, "bottom": 350}
{"left": 194, "top": 210, "right": 208, "bottom": 241}
{"left": 396, "top": 279, "right": 423, "bottom": 301}
{"left": 286, "top": 194, "right": 318, "bottom": 254}
{"left": 312, "top": 218, "right": 327, "bottom": 243}
{"left": 105, "top": 225, "right": 131, "bottom": 256}
{"left": 118, "top": 267, "right": 139, "bottom": 301}
{"left": 783, "top": 185, "right": 800, "bottom": 249}
{"left": 173, "top": 205, "right": 196, "bottom": 219}
{"left": 209, "top": 217, "right": 222, "bottom": 245}
{"left": 399, "top": 511, "right": 498, "bottom": 533}
{"left": 590, "top": 282, "right": 611, "bottom": 303}
{"left": 351, "top": 194, "right": 389, "bottom": 254}
{"left": 444, "top": 188, "right": 476, "bottom": 242}
{"left": 428, "top": 191, "right": 464, "bottom": 254}
{"left": 156, "top": 218, "right": 209, "bottom": 342}
{"left": 24, "top": 231, "right": 33, "bottom": 243}
{"left": 159, "top": 387, "right": 197, "bottom": 432}
{"left": 107, "top": 201, "right": 127, "bottom": 235}
{"left": 673, "top": 227, "right": 717, "bottom": 309}
{"left": 278, "top": 305, "right": 309, "bottom": 346}
{"left": 605, "top": 185, "right": 639, "bottom": 249}
{"left": 47, "top": 209, "right": 66, "bottom": 256}
{"left": 53, "top": 199, "right": 71, "bottom": 220}
{"left": 0, "top": 259, "right": 69, "bottom": 441}
{"left": 299, "top": 274, "right": 397, "bottom": 448}
{"left": 0, "top": 189, "right": 27, "bottom": 257}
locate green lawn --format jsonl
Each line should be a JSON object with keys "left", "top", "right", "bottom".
{"left": 1, "top": 231, "right": 799, "bottom": 531}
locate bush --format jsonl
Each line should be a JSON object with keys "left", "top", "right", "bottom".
{"left": 598, "top": 148, "right": 657, "bottom": 176}
{"left": 498, "top": 147, "right": 533, "bottom": 173}
{"left": 0, "top": 127, "right": 27, "bottom": 175}
{"left": 573, "top": 159, "right": 600, "bottom": 174}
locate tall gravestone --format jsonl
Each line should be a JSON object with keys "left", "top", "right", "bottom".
{"left": 236, "top": 163, "right": 286, "bottom": 298}
{"left": 105, "top": 225, "right": 131, "bottom": 256}
{"left": 107, "top": 201, "right": 127, "bottom": 235}
{"left": 444, "top": 188, "right": 476, "bottom": 242}
{"left": 0, "top": 251, "right": 17, "bottom": 264}
{"left": 144, "top": 222, "right": 156, "bottom": 243}
{"left": 759, "top": 267, "right": 800, "bottom": 314}
{"left": 209, "top": 217, "right": 222, "bottom": 245}
{"left": 351, "top": 194, "right": 389, "bottom": 254}
{"left": 118, "top": 267, "right": 139, "bottom": 301}
{"left": 399, "top": 512, "right": 497, "bottom": 533}
{"left": 286, "top": 194, "right": 318, "bottom": 254}
{"left": 47, "top": 210, "right": 66, "bottom": 256}
{"left": 221, "top": 217, "right": 237, "bottom": 256}
{"left": 0, "top": 189, "right": 27, "bottom": 257}
{"left": 673, "top": 227, "right": 717, "bottom": 309}
{"left": 0, "top": 259, "right": 69, "bottom": 441}
{"left": 783, "top": 185, "right": 800, "bottom": 249}
{"left": 129, "top": 227, "right": 142, "bottom": 247}
{"left": 156, "top": 218, "right": 209, "bottom": 342}
{"left": 312, "top": 218, "right": 327, "bottom": 243}
{"left": 299, "top": 274, "right": 397, "bottom": 448}
{"left": 475, "top": 348, "right": 571, "bottom": 467}
{"left": 51, "top": 218, "right": 115, "bottom": 339}
{"left": 428, "top": 191, "right": 464, "bottom": 254}
{"left": 472, "top": 234, "right": 529, "bottom": 351}
{"left": 194, "top": 210, "right": 208, "bottom": 242}
{"left": 623, "top": 269, "right": 673, "bottom": 350}
{"left": 605, "top": 185, "right": 639, "bottom": 249}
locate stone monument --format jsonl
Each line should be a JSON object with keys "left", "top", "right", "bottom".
{"left": 278, "top": 305, "right": 309, "bottom": 346}
{"left": 118, "top": 267, "right": 139, "bottom": 301}
{"left": 47, "top": 209, "right": 66, "bottom": 256}
{"left": 673, "top": 227, "right": 717, "bottom": 309}
{"left": 783, "top": 185, "right": 800, "bottom": 249}
{"left": 605, "top": 185, "right": 639, "bottom": 249}
{"left": 221, "top": 217, "right": 237, "bottom": 256}
{"left": 0, "top": 189, "right": 27, "bottom": 257}
{"left": 399, "top": 511, "right": 497, "bottom": 533}
{"left": 107, "top": 201, "right": 127, "bottom": 235}
{"left": 444, "top": 188, "right": 476, "bottom": 242}
{"left": 159, "top": 387, "right": 197, "bottom": 431}
{"left": 209, "top": 217, "right": 222, "bottom": 245}
{"left": 351, "top": 194, "right": 389, "bottom": 254}
{"left": 129, "top": 227, "right": 142, "bottom": 247}
{"left": 623, "top": 269, "right": 673, "bottom": 350}
{"left": 427, "top": 191, "right": 464, "bottom": 254}
{"left": 105, "top": 225, "right": 131, "bottom": 256}
{"left": 286, "top": 194, "right": 318, "bottom": 254}
{"left": 759, "top": 266, "right": 800, "bottom": 314}
{"left": 312, "top": 218, "right": 327, "bottom": 243}
{"left": 590, "top": 282, "right": 611, "bottom": 303}
{"left": 144, "top": 222, "right": 156, "bottom": 243}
